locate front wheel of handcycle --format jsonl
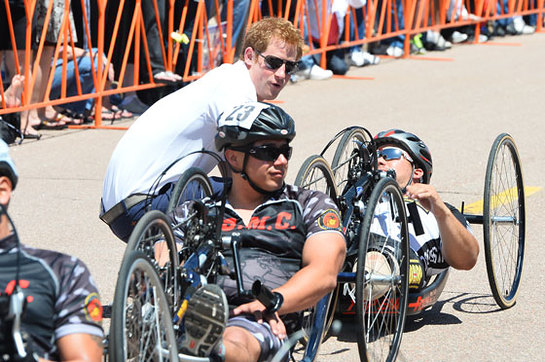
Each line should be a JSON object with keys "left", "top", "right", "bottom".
{"left": 109, "top": 251, "right": 178, "bottom": 362}
{"left": 330, "top": 127, "right": 371, "bottom": 193}
{"left": 355, "top": 177, "right": 409, "bottom": 362}
{"left": 124, "top": 210, "right": 180, "bottom": 314}
{"left": 294, "top": 155, "right": 339, "bottom": 349}
{"left": 483, "top": 133, "right": 525, "bottom": 309}
{"left": 294, "top": 154, "right": 338, "bottom": 202}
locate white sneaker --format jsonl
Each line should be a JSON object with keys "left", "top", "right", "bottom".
{"left": 304, "top": 65, "right": 333, "bottom": 80}
{"left": 426, "top": 30, "right": 451, "bottom": 50}
{"left": 521, "top": 24, "right": 535, "bottom": 34}
{"left": 350, "top": 50, "right": 380, "bottom": 67}
{"left": 451, "top": 30, "right": 468, "bottom": 44}
{"left": 386, "top": 45, "right": 403, "bottom": 58}
{"left": 478, "top": 34, "right": 489, "bottom": 42}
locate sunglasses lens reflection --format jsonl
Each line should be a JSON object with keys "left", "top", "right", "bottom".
{"left": 379, "top": 148, "right": 403, "bottom": 161}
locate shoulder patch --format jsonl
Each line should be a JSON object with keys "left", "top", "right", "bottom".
{"left": 84, "top": 292, "right": 103, "bottom": 323}
{"left": 318, "top": 209, "right": 341, "bottom": 230}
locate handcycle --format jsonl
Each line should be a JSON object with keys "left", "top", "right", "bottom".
{"left": 107, "top": 153, "right": 334, "bottom": 361}
{"left": 294, "top": 126, "right": 526, "bottom": 361}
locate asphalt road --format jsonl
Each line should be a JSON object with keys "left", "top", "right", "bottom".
{"left": 8, "top": 32, "right": 545, "bottom": 361}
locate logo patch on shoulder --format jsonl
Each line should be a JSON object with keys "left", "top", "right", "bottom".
{"left": 84, "top": 292, "right": 103, "bottom": 323}
{"left": 318, "top": 209, "right": 341, "bottom": 230}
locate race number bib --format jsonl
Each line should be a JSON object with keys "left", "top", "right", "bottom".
{"left": 217, "top": 102, "right": 270, "bottom": 130}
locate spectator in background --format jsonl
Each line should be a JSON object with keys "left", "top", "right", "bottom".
{"left": 48, "top": 46, "right": 133, "bottom": 123}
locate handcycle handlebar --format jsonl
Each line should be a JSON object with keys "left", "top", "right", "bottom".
{"left": 252, "top": 280, "right": 284, "bottom": 314}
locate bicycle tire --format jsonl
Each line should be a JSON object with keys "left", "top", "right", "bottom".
{"left": 124, "top": 210, "right": 180, "bottom": 314}
{"left": 355, "top": 178, "right": 409, "bottom": 362}
{"left": 331, "top": 128, "right": 370, "bottom": 193}
{"left": 109, "top": 251, "right": 178, "bottom": 362}
{"left": 167, "top": 167, "right": 214, "bottom": 214}
{"left": 294, "top": 154, "right": 338, "bottom": 203}
{"left": 483, "top": 133, "right": 525, "bottom": 309}
{"left": 294, "top": 154, "right": 339, "bottom": 349}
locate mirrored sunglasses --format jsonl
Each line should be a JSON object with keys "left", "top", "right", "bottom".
{"left": 256, "top": 51, "right": 298, "bottom": 75}
{"left": 248, "top": 144, "right": 293, "bottom": 161}
{"left": 378, "top": 147, "right": 413, "bottom": 162}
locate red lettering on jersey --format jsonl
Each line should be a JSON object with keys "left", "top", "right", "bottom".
{"left": 222, "top": 218, "right": 236, "bottom": 231}
{"left": 275, "top": 212, "right": 292, "bottom": 230}
{"left": 248, "top": 216, "right": 269, "bottom": 230}
{"left": 4, "top": 280, "right": 33, "bottom": 303}
{"left": 4, "top": 279, "right": 30, "bottom": 295}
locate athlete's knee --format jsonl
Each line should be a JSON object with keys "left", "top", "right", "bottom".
{"left": 223, "top": 326, "right": 260, "bottom": 362}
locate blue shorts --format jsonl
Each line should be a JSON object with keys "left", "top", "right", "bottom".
{"left": 104, "top": 183, "right": 174, "bottom": 242}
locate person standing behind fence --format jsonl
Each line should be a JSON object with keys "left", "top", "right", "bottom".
{"left": 100, "top": 17, "right": 304, "bottom": 242}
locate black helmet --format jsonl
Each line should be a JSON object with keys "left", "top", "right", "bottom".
{"left": 215, "top": 102, "right": 296, "bottom": 151}
{"left": 374, "top": 129, "right": 433, "bottom": 184}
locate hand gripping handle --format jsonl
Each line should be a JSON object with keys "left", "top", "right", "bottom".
{"left": 252, "top": 280, "right": 283, "bottom": 314}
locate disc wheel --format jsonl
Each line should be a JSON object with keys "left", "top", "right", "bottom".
{"left": 355, "top": 178, "right": 409, "bottom": 362}
{"left": 124, "top": 210, "right": 180, "bottom": 314}
{"left": 331, "top": 127, "right": 371, "bottom": 194}
{"left": 110, "top": 251, "right": 178, "bottom": 362}
{"left": 483, "top": 133, "right": 525, "bottom": 309}
{"left": 294, "top": 154, "right": 338, "bottom": 202}
{"left": 166, "top": 167, "right": 214, "bottom": 214}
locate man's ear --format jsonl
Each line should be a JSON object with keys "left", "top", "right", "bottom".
{"left": 0, "top": 176, "right": 13, "bottom": 207}
{"left": 413, "top": 168, "right": 424, "bottom": 183}
{"left": 224, "top": 149, "right": 243, "bottom": 170}
{"left": 243, "top": 47, "right": 256, "bottom": 67}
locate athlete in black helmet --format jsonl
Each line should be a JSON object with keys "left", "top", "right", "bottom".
{"left": 175, "top": 102, "right": 346, "bottom": 361}
{"left": 215, "top": 102, "right": 295, "bottom": 195}
{"left": 373, "top": 129, "right": 479, "bottom": 288}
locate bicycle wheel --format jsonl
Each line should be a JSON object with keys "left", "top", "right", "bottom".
{"left": 294, "top": 154, "right": 338, "bottom": 202}
{"left": 355, "top": 178, "right": 409, "bottom": 362}
{"left": 167, "top": 167, "right": 214, "bottom": 214}
{"left": 331, "top": 127, "right": 370, "bottom": 193}
{"left": 294, "top": 155, "right": 338, "bottom": 347}
{"left": 125, "top": 210, "right": 180, "bottom": 314}
{"left": 299, "top": 286, "right": 339, "bottom": 351}
{"left": 110, "top": 251, "right": 178, "bottom": 362}
{"left": 483, "top": 133, "right": 525, "bottom": 309}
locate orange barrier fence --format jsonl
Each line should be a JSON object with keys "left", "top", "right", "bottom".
{"left": 1, "top": 0, "right": 543, "bottom": 131}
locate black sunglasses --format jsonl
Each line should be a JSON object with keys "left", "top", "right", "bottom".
{"left": 232, "top": 144, "right": 292, "bottom": 162}
{"left": 256, "top": 51, "right": 298, "bottom": 75}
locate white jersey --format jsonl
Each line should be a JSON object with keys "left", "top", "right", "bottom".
{"left": 370, "top": 199, "right": 474, "bottom": 278}
{"left": 101, "top": 61, "right": 256, "bottom": 212}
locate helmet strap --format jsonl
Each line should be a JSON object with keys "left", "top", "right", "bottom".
{"left": 401, "top": 164, "right": 416, "bottom": 193}
{"left": 228, "top": 151, "right": 285, "bottom": 196}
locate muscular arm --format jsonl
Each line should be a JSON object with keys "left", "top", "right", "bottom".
{"left": 49, "top": 333, "right": 103, "bottom": 362}
{"left": 273, "top": 231, "right": 346, "bottom": 313}
{"left": 231, "top": 231, "right": 346, "bottom": 337}
{"left": 406, "top": 184, "right": 479, "bottom": 270}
